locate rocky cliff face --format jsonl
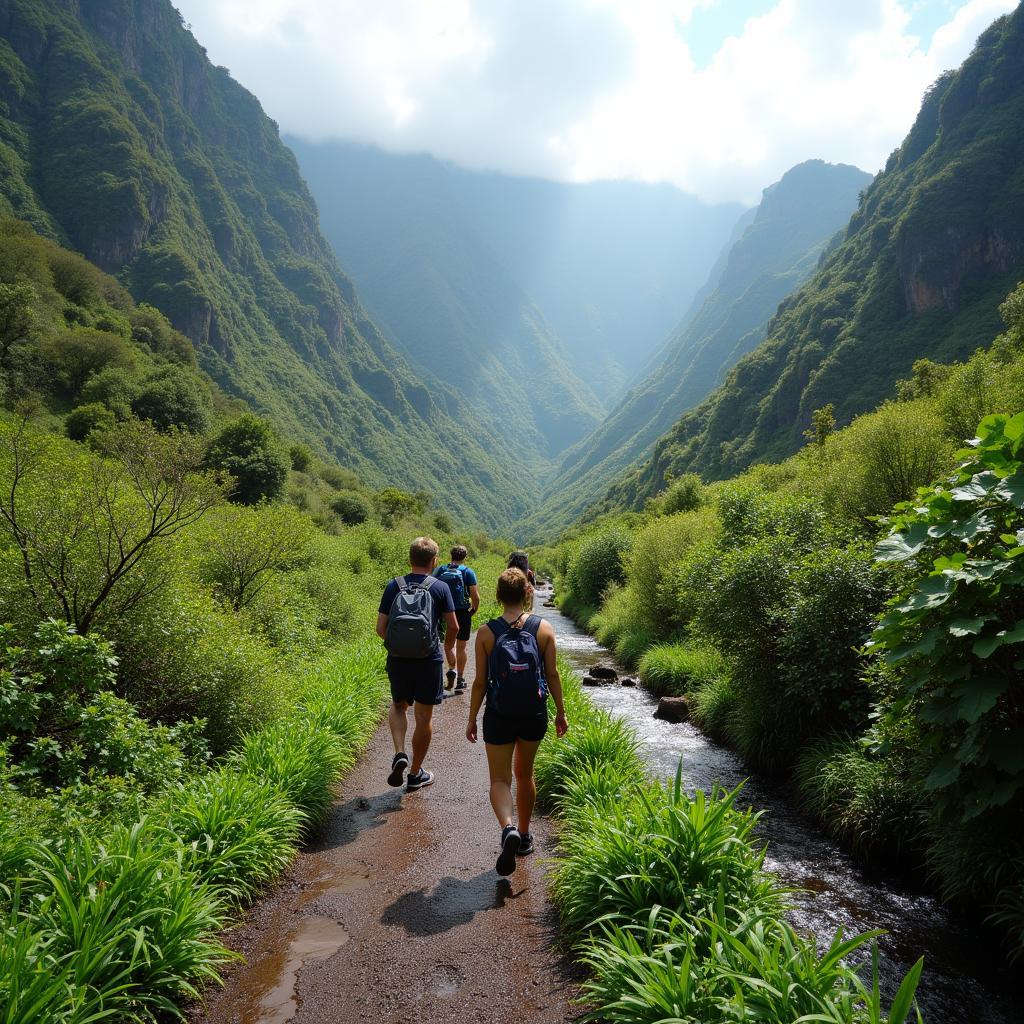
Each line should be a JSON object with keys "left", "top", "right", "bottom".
{"left": 596, "top": 5, "right": 1024, "bottom": 513}
{"left": 0, "top": 0, "right": 530, "bottom": 530}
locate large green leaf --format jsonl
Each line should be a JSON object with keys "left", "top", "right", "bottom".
{"left": 947, "top": 617, "right": 988, "bottom": 637}
{"left": 953, "top": 677, "right": 1006, "bottom": 723}
{"left": 924, "top": 755, "right": 961, "bottom": 790}
{"left": 994, "top": 474, "right": 1024, "bottom": 508}
{"left": 875, "top": 522, "right": 930, "bottom": 562}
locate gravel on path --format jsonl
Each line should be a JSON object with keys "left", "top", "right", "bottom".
{"left": 194, "top": 639, "right": 580, "bottom": 1024}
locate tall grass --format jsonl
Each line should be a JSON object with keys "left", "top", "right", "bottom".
{"left": 637, "top": 641, "right": 727, "bottom": 697}
{"left": 545, "top": 661, "right": 925, "bottom": 1023}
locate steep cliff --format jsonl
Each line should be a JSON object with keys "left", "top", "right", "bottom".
{"left": 601, "top": 7, "right": 1024, "bottom": 513}
{"left": 0, "top": 0, "right": 527, "bottom": 528}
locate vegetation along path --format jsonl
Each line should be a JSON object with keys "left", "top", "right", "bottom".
{"left": 194, "top": 637, "right": 579, "bottom": 1024}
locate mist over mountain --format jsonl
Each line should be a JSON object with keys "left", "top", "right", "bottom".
{"left": 526, "top": 159, "right": 871, "bottom": 536}
{"left": 288, "top": 139, "right": 744, "bottom": 419}
{"left": 600, "top": 6, "right": 1024, "bottom": 516}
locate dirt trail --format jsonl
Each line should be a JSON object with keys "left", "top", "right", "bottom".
{"left": 195, "top": 638, "right": 580, "bottom": 1024}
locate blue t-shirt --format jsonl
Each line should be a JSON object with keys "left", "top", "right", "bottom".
{"left": 432, "top": 563, "right": 477, "bottom": 610}
{"left": 379, "top": 574, "right": 455, "bottom": 661}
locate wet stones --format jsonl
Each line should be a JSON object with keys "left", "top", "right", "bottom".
{"left": 589, "top": 664, "right": 618, "bottom": 681}
{"left": 654, "top": 696, "right": 690, "bottom": 723}
{"left": 620, "top": 677, "right": 637, "bottom": 687}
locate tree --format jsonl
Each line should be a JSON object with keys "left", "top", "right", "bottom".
{"left": 132, "top": 365, "right": 212, "bottom": 433}
{"left": 200, "top": 502, "right": 316, "bottom": 610}
{"left": 43, "top": 327, "right": 137, "bottom": 397}
{"left": 803, "top": 403, "right": 836, "bottom": 448}
{"left": 0, "top": 281, "right": 35, "bottom": 373}
{"left": 374, "top": 486, "right": 426, "bottom": 527}
{"left": 205, "top": 414, "right": 290, "bottom": 504}
{"left": 660, "top": 473, "right": 703, "bottom": 514}
{"left": 0, "top": 416, "right": 224, "bottom": 633}
{"left": 289, "top": 443, "right": 312, "bottom": 473}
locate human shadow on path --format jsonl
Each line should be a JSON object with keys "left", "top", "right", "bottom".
{"left": 380, "top": 873, "right": 522, "bottom": 936}
{"left": 308, "top": 790, "right": 404, "bottom": 853}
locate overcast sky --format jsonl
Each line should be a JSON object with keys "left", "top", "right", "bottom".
{"left": 173, "top": 0, "right": 1017, "bottom": 204}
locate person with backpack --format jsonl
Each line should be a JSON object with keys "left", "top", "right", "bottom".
{"left": 433, "top": 544, "right": 480, "bottom": 693}
{"left": 507, "top": 550, "right": 536, "bottom": 609}
{"left": 376, "top": 536, "right": 458, "bottom": 792}
{"left": 466, "top": 567, "right": 568, "bottom": 875}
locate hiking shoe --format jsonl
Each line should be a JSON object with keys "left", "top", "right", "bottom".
{"left": 496, "top": 825, "right": 521, "bottom": 876}
{"left": 445, "top": 668, "right": 457, "bottom": 690}
{"left": 455, "top": 677, "right": 467, "bottom": 693}
{"left": 387, "top": 752, "right": 409, "bottom": 787}
{"left": 517, "top": 832, "right": 535, "bottom": 856}
{"left": 406, "top": 769, "right": 435, "bottom": 792}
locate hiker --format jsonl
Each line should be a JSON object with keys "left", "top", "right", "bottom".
{"left": 377, "top": 536, "right": 458, "bottom": 792}
{"left": 507, "top": 550, "right": 536, "bottom": 608}
{"left": 466, "top": 567, "right": 568, "bottom": 875}
{"left": 433, "top": 543, "right": 480, "bottom": 693}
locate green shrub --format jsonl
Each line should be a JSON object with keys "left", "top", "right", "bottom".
{"left": 64, "top": 400, "right": 114, "bottom": 440}
{"left": 289, "top": 442, "right": 312, "bottom": 472}
{"left": 162, "top": 769, "right": 303, "bottom": 904}
{"left": 132, "top": 364, "right": 212, "bottom": 433}
{"left": 565, "top": 526, "right": 632, "bottom": 607}
{"left": 205, "top": 413, "right": 290, "bottom": 504}
{"left": 79, "top": 365, "right": 141, "bottom": 418}
{"left": 659, "top": 472, "right": 704, "bottom": 514}
{"left": 331, "top": 488, "right": 372, "bottom": 525}
{"left": 232, "top": 717, "right": 346, "bottom": 826}
{"left": 638, "top": 642, "right": 726, "bottom": 697}
{"left": 42, "top": 326, "right": 137, "bottom": 396}
{"left": 795, "top": 735, "right": 921, "bottom": 859}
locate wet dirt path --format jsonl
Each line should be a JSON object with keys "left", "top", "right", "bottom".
{"left": 194, "top": 637, "right": 580, "bottom": 1024}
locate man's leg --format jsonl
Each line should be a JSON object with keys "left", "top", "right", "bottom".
{"left": 456, "top": 638, "right": 469, "bottom": 680}
{"left": 485, "top": 741, "right": 516, "bottom": 827}
{"left": 388, "top": 700, "right": 409, "bottom": 754}
{"left": 409, "top": 701, "right": 434, "bottom": 774}
{"left": 513, "top": 740, "right": 542, "bottom": 836}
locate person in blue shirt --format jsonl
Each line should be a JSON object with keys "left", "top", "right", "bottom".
{"left": 376, "top": 536, "right": 458, "bottom": 792}
{"left": 433, "top": 543, "right": 480, "bottom": 693}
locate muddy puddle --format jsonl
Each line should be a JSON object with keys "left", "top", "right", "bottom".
{"left": 535, "top": 585, "right": 1022, "bottom": 1023}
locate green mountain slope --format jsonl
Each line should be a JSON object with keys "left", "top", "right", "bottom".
{"left": 289, "top": 139, "right": 743, "bottom": 413}
{"left": 528, "top": 160, "right": 869, "bottom": 536}
{"left": 602, "top": 7, "right": 1024, "bottom": 513}
{"left": 289, "top": 142, "right": 602, "bottom": 462}
{"left": 0, "top": 0, "right": 526, "bottom": 529}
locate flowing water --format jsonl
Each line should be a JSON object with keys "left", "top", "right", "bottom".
{"left": 534, "top": 587, "right": 1022, "bottom": 1023}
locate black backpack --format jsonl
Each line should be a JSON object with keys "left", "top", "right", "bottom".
{"left": 386, "top": 577, "right": 436, "bottom": 658}
{"left": 487, "top": 615, "right": 547, "bottom": 715}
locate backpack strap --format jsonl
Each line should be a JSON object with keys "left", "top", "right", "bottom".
{"left": 522, "top": 614, "right": 541, "bottom": 637}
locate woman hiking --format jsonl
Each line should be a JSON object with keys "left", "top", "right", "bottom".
{"left": 466, "top": 567, "right": 568, "bottom": 875}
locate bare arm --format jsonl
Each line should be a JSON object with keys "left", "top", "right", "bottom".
{"left": 376, "top": 612, "right": 388, "bottom": 641}
{"left": 466, "top": 626, "right": 491, "bottom": 742}
{"left": 540, "top": 620, "right": 568, "bottom": 736}
{"left": 468, "top": 584, "right": 480, "bottom": 614}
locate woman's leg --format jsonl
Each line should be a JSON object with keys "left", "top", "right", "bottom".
{"left": 485, "top": 741, "right": 516, "bottom": 827}
{"left": 513, "top": 740, "right": 542, "bottom": 836}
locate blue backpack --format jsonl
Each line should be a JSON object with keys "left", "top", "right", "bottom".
{"left": 487, "top": 615, "right": 547, "bottom": 716}
{"left": 436, "top": 563, "right": 468, "bottom": 609}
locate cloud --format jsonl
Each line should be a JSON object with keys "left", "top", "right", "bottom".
{"left": 174, "top": 0, "right": 1018, "bottom": 202}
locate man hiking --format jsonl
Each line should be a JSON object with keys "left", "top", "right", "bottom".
{"left": 434, "top": 543, "right": 480, "bottom": 693}
{"left": 377, "top": 536, "right": 458, "bottom": 792}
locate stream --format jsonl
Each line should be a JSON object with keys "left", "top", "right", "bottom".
{"left": 533, "top": 586, "right": 1022, "bottom": 1023}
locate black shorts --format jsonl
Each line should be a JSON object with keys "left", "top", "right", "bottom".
{"left": 455, "top": 608, "right": 472, "bottom": 642}
{"left": 387, "top": 657, "right": 444, "bottom": 706}
{"left": 483, "top": 706, "right": 548, "bottom": 745}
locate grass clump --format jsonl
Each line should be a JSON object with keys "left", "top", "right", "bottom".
{"left": 637, "top": 642, "right": 726, "bottom": 697}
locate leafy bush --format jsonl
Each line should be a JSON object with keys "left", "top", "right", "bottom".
{"left": 872, "top": 412, "right": 1024, "bottom": 932}
{"left": 79, "top": 365, "right": 140, "bottom": 418}
{"left": 42, "top": 327, "right": 137, "bottom": 396}
{"left": 565, "top": 526, "right": 633, "bottom": 607}
{"left": 205, "top": 413, "right": 290, "bottom": 505}
{"left": 331, "top": 488, "right": 372, "bottom": 525}
{"left": 289, "top": 442, "right": 312, "bottom": 472}
{"left": 638, "top": 642, "right": 726, "bottom": 697}
{"left": 132, "top": 364, "right": 212, "bottom": 433}
{"left": 64, "top": 401, "right": 115, "bottom": 441}
{"left": 659, "top": 472, "right": 704, "bottom": 514}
